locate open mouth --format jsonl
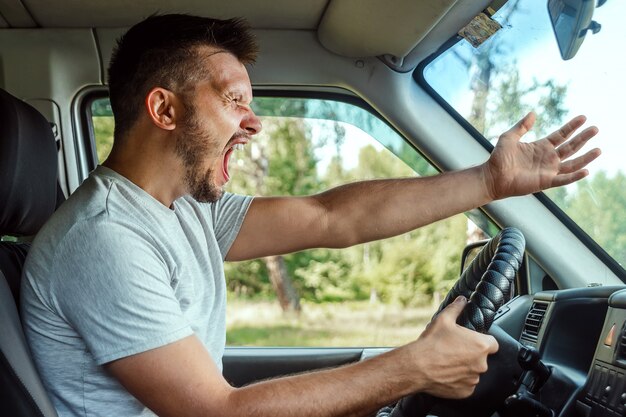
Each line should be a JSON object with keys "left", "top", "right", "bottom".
{"left": 222, "top": 142, "right": 246, "bottom": 182}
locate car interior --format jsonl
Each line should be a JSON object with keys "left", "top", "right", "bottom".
{"left": 1, "top": 0, "right": 625, "bottom": 416}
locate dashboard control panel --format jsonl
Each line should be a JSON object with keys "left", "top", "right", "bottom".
{"left": 577, "top": 291, "right": 626, "bottom": 417}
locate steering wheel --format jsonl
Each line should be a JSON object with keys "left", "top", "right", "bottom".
{"left": 436, "top": 227, "right": 525, "bottom": 332}
{"left": 387, "top": 227, "right": 526, "bottom": 417}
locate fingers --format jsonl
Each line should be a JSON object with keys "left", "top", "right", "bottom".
{"left": 550, "top": 147, "right": 601, "bottom": 188}
{"left": 556, "top": 126, "right": 599, "bottom": 159}
{"left": 439, "top": 296, "right": 500, "bottom": 356}
{"left": 482, "top": 334, "right": 499, "bottom": 355}
{"left": 559, "top": 148, "right": 602, "bottom": 174}
{"left": 551, "top": 170, "right": 589, "bottom": 188}
{"left": 456, "top": 326, "right": 499, "bottom": 355}
{"left": 500, "top": 112, "right": 536, "bottom": 141}
{"left": 438, "top": 296, "right": 467, "bottom": 323}
{"left": 540, "top": 116, "right": 599, "bottom": 190}
{"left": 438, "top": 296, "right": 499, "bottom": 355}
{"left": 412, "top": 301, "right": 500, "bottom": 400}
{"left": 546, "top": 115, "right": 587, "bottom": 147}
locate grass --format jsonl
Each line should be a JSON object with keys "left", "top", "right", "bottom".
{"left": 226, "top": 299, "right": 438, "bottom": 347}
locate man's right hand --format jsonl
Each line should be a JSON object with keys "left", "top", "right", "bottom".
{"left": 106, "top": 295, "right": 499, "bottom": 417}
{"left": 404, "top": 295, "right": 499, "bottom": 399}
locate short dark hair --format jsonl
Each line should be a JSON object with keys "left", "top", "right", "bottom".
{"left": 108, "top": 14, "right": 258, "bottom": 139}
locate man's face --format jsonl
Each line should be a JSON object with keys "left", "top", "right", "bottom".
{"left": 174, "top": 49, "right": 261, "bottom": 203}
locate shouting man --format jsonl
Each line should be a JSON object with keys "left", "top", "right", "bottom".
{"left": 22, "top": 14, "right": 600, "bottom": 417}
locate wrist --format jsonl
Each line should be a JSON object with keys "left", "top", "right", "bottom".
{"left": 391, "top": 341, "right": 431, "bottom": 395}
{"left": 478, "top": 163, "right": 498, "bottom": 202}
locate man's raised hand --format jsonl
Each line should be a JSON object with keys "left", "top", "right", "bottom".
{"left": 482, "top": 112, "right": 601, "bottom": 201}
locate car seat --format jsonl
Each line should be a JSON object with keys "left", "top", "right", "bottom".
{"left": 0, "top": 88, "right": 63, "bottom": 416}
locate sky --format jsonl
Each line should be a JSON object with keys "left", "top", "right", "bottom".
{"left": 512, "top": 0, "right": 626, "bottom": 176}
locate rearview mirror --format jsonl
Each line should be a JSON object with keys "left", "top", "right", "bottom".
{"left": 547, "top": 0, "right": 603, "bottom": 60}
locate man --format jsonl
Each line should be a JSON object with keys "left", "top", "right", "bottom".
{"left": 21, "top": 14, "right": 600, "bottom": 417}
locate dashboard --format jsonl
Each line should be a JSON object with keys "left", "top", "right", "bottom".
{"left": 495, "top": 285, "right": 626, "bottom": 417}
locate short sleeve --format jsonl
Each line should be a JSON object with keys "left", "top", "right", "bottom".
{"left": 50, "top": 219, "right": 193, "bottom": 365}
{"left": 209, "top": 193, "right": 253, "bottom": 259}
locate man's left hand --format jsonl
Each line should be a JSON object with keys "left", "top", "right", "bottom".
{"left": 483, "top": 112, "right": 601, "bottom": 200}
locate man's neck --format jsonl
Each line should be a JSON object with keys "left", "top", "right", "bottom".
{"left": 103, "top": 134, "right": 186, "bottom": 208}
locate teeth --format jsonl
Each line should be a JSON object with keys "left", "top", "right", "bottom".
{"left": 234, "top": 143, "right": 244, "bottom": 151}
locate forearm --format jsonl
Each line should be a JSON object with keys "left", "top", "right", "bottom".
{"left": 224, "top": 346, "right": 416, "bottom": 417}
{"left": 109, "top": 300, "right": 497, "bottom": 417}
{"left": 223, "top": 295, "right": 499, "bottom": 417}
{"left": 316, "top": 165, "right": 491, "bottom": 247}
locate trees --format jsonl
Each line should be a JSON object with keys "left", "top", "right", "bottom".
{"left": 225, "top": 111, "right": 471, "bottom": 310}
{"left": 225, "top": 116, "right": 317, "bottom": 313}
{"left": 559, "top": 172, "right": 626, "bottom": 267}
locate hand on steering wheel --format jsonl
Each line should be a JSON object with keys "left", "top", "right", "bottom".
{"left": 387, "top": 227, "right": 526, "bottom": 417}
{"left": 437, "top": 227, "right": 525, "bottom": 333}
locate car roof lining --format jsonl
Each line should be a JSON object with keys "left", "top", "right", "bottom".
{"left": 0, "top": 0, "right": 492, "bottom": 71}
{"left": 318, "top": 0, "right": 460, "bottom": 59}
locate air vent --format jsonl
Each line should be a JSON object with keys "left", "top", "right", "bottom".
{"left": 521, "top": 302, "right": 549, "bottom": 342}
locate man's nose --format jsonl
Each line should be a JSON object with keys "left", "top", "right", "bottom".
{"left": 241, "top": 110, "right": 262, "bottom": 135}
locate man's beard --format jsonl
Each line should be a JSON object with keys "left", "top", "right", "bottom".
{"left": 175, "top": 105, "right": 223, "bottom": 203}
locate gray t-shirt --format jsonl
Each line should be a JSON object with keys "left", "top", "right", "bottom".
{"left": 21, "top": 166, "right": 252, "bottom": 416}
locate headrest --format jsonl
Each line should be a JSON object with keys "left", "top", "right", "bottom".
{"left": 0, "top": 89, "right": 60, "bottom": 236}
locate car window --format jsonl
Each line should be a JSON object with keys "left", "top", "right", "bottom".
{"left": 89, "top": 95, "right": 497, "bottom": 347}
{"left": 91, "top": 98, "right": 115, "bottom": 163}
{"left": 422, "top": 0, "right": 626, "bottom": 273}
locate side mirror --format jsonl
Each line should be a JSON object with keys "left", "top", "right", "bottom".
{"left": 547, "top": 0, "right": 603, "bottom": 60}
{"left": 460, "top": 239, "right": 489, "bottom": 274}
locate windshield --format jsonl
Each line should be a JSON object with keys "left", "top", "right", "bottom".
{"left": 422, "top": 0, "right": 626, "bottom": 271}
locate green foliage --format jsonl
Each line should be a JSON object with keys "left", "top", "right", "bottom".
{"left": 486, "top": 68, "right": 569, "bottom": 139}
{"left": 361, "top": 216, "right": 467, "bottom": 306}
{"left": 225, "top": 116, "right": 469, "bottom": 306}
{"left": 560, "top": 172, "right": 626, "bottom": 266}
{"left": 226, "top": 300, "right": 437, "bottom": 347}
{"left": 353, "top": 145, "right": 415, "bottom": 179}
{"left": 265, "top": 120, "right": 319, "bottom": 196}
{"left": 224, "top": 260, "right": 271, "bottom": 298}
{"left": 226, "top": 324, "right": 332, "bottom": 346}
{"left": 91, "top": 98, "right": 113, "bottom": 117}
{"left": 92, "top": 116, "right": 114, "bottom": 163}
{"left": 91, "top": 98, "right": 115, "bottom": 163}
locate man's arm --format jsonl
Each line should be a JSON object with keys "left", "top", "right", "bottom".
{"left": 227, "top": 113, "right": 600, "bottom": 261}
{"left": 107, "top": 297, "right": 495, "bottom": 417}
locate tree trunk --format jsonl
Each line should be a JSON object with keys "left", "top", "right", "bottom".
{"left": 264, "top": 255, "right": 301, "bottom": 313}
{"left": 369, "top": 288, "right": 378, "bottom": 304}
{"left": 432, "top": 290, "right": 442, "bottom": 309}
{"left": 469, "top": 53, "right": 493, "bottom": 135}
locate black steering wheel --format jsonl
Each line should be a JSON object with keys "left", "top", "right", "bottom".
{"left": 387, "top": 227, "right": 526, "bottom": 417}
{"left": 436, "top": 227, "right": 525, "bottom": 332}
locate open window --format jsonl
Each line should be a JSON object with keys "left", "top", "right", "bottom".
{"left": 87, "top": 93, "right": 499, "bottom": 348}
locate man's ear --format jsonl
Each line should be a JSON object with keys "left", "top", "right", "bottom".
{"left": 144, "top": 87, "right": 180, "bottom": 131}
